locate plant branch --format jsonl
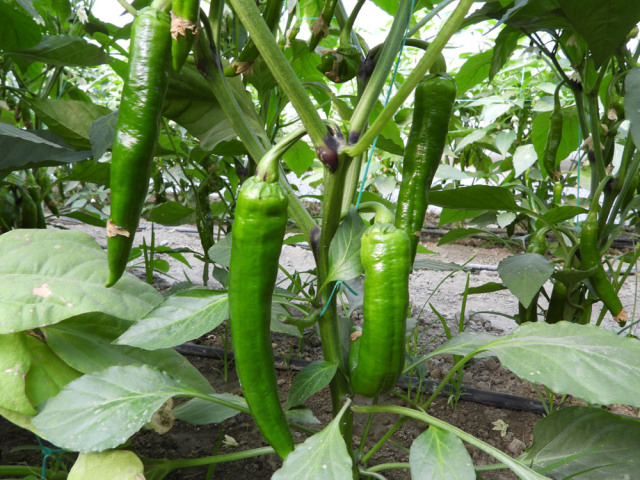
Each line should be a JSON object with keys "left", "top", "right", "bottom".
{"left": 116, "top": 0, "right": 138, "bottom": 16}
{"left": 406, "top": 0, "right": 456, "bottom": 38}
{"left": 344, "top": 0, "right": 475, "bottom": 156}
{"left": 339, "top": 0, "right": 366, "bottom": 47}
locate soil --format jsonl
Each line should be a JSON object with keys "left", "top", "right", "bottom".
{"left": 2, "top": 216, "right": 639, "bottom": 479}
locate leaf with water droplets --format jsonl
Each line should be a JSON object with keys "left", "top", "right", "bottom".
{"left": 33, "top": 364, "right": 208, "bottom": 453}
{"left": 272, "top": 401, "right": 352, "bottom": 479}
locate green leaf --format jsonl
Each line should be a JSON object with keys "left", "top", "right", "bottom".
{"left": 282, "top": 140, "right": 315, "bottom": 177}
{"left": 409, "top": 426, "right": 475, "bottom": 479}
{"left": 173, "top": 393, "right": 246, "bottom": 425}
{"left": 285, "top": 361, "right": 337, "bottom": 411}
{"left": 26, "top": 99, "right": 112, "bottom": 150}
{"left": 437, "top": 227, "right": 487, "bottom": 246}
{"left": 498, "top": 253, "right": 554, "bottom": 307}
{"left": 0, "top": 124, "right": 92, "bottom": 175}
{"left": 69, "top": 450, "right": 144, "bottom": 480}
{"left": 115, "top": 289, "right": 229, "bottom": 350}
{"left": 490, "top": 26, "right": 521, "bottom": 81}
{"left": 513, "top": 144, "right": 538, "bottom": 176}
{"left": 208, "top": 234, "right": 232, "bottom": 267}
{"left": 8, "top": 35, "right": 110, "bottom": 67}
{"left": 42, "top": 313, "right": 213, "bottom": 393}
{"left": 33, "top": 365, "right": 207, "bottom": 453}
{"left": 430, "top": 186, "right": 520, "bottom": 212}
{"left": 0, "top": 1, "right": 42, "bottom": 51}
{"left": 285, "top": 406, "right": 321, "bottom": 425}
{"left": 0, "top": 229, "right": 162, "bottom": 334}
{"left": 244, "top": 58, "right": 276, "bottom": 97}
{"left": 522, "top": 406, "right": 640, "bottom": 478}
{"left": 499, "top": 0, "right": 570, "bottom": 31}
{"left": 426, "top": 331, "right": 497, "bottom": 359}
{"left": 412, "top": 259, "right": 465, "bottom": 272}
{"left": 0, "top": 333, "right": 35, "bottom": 415}
{"left": 625, "top": 68, "right": 640, "bottom": 146}
{"left": 146, "top": 201, "right": 196, "bottom": 226}
{"left": 455, "top": 51, "right": 493, "bottom": 95}
{"left": 62, "top": 160, "right": 111, "bottom": 186}
{"left": 531, "top": 107, "right": 580, "bottom": 171}
{"left": 552, "top": 267, "right": 596, "bottom": 285}
{"left": 438, "top": 209, "right": 486, "bottom": 226}
{"left": 495, "top": 130, "right": 516, "bottom": 157}
{"left": 484, "top": 322, "right": 640, "bottom": 407}
{"left": 89, "top": 111, "right": 118, "bottom": 161}
{"left": 272, "top": 401, "right": 353, "bottom": 479}
{"left": 558, "top": 0, "right": 640, "bottom": 68}
{"left": 24, "top": 336, "right": 81, "bottom": 408}
{"left": 466, "top": 282, "right": 508, "bottom": 295}
{"left": 323, "top": 207, "right": 366, "bottom": 288}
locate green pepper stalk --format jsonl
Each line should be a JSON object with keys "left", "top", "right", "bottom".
{"left": 542, "top": 81, "right": 565, "bottom": 181}
{"left": 106, "top": 3, "right": 172, "bottom": 287}
{"left": 228, "top": 154, "right": 294, "bottom": 459}
{"left": 580, "top": 177, "right": 627, "bottom": 325}
{"left": 308, "top": 0, "right": 339, "bottom": 51}
{"left": 224, "top": 0, "right": 285, "bottom": 76}
{"left": 170, "top": 0, "right": 201, "bottom": 73}
{"left": 36, "top": 169, "right": 60, "bottom": 217}
{"left": 349, "top": 223, "right": 411, "bottom": 397}
{"left": 395, "top": 73, "right": 456, "bottom": 265}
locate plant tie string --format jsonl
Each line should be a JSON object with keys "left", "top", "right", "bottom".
{"left": 320, "top": 0, "right": 416, "bottom": 318}
{"left": 36, "top": 435, "right": 66, "bottom": 480}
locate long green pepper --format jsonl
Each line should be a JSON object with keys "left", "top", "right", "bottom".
{"left": 106, "top": 5, "right": 172, "bottom": 287}
{"left": 395, "top": 73, "right": 456, "bottom": 264}
{"left": 170, "top": 0, "right": 201, "bottom": 73}
{"left": 542, "top": 81, "right": 564, "bottom": 181}
{"left": 228, "top": 162, "right": 293, "bottom": 459}
{"left": 349, "top": 223, "right": 411, "bottom": 398}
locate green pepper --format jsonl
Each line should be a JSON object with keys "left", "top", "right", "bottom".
{"left": 170, "top": 0, "right": 201, "bottom": 73}
{"left": 19, "top": 187, "right": 39, "bottom": 229}
{"left": 228, "top": 161, "right": 293, "bottom": 459}
{"left": 349, "top": 223, "right": 411, "bottom": 397}
{"left": 580, "top": 207, "right": 627, "bottom": 324}
{"left": 25, "top": 170, "right": 46, "bottom": 229}
{"left": 545, "top": 280, "right": 567, "bottom": 324}
{"left": 106, "top": 4, "right": 172, "bottom": 288}
{"left": 395, "top": 73, "right": 456, "bottom": 264}
{"left": 316, "top": 45, "right": 361, "bottom": 83}
{"left": 223, "top": 0, "right": 284, "bottom": 77}
{"left": 542, "top": 82, "right": 564, "bottom": 181}
{"left": 36, "top": 170, "right": 60, "bottom": 217}
{"left": 0, "top": 187, "right": 17, "bottom": 232}
{"left": 308, "top": 0, "right": 338, "bottom": 51}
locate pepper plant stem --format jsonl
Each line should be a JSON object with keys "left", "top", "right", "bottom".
{"left": 344, "top": 0, "right": 474, "bottom": 157}
{"left": 227, "top": 0, "right": 330, "bottom": 153}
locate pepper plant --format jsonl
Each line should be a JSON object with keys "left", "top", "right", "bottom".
{"left": 1, "top": 0, "right": 640, "bottom": 479}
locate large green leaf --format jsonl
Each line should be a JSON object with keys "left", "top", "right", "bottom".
{"left": 0, "top": 1, "right": 42, "bottom": 51}
{"left": 8, "top": 35, "right": 110, "bottom": 67}
{"left": 69, "top": 451, "right": 145, "bottom": 480}
{"left": 497, "top": 0, "right": 569, "bottom": 31}
{"left": 173, "top": 393, "right": 246, "bottom": 425}
{"left": 285, "top": 361, "right": 337, "bottom": 411}
{"left": 26, "top": 99, "right": 112, "bottom": 150}
{"left": 412, "top": 259, "right": 465, "bottom": 271}
{"left": 538, "top": 206, "right": 587, "bottom": 226}
{"left": 491, "top": 26, "right": 522, "bottom": 81}
{"left": 522, "top": 406, "right": 640, "bottom": 479}
{"left": 531, "top": 107, "right": 580, "bottom": 173}
{"left": 33, "top": 365, "right": 207, "bottom": 453}
{"left": 498, "top": 253, "right": 555, "bottom": 307}
{"left": 272, "top": 401, "right": 352, "bottom": 479}
{"left": 0, "top": 124, "right": 92, "bottom": 175}
{"left": 323, "top": 207, "right": 366, "bottom": 289}
{"left": 437, "top": 227, "right": 488, "bottom": 246}
{"left": 625, "top": 68, "right": 640, "bottom": 147}
{"left": 458, "top": 322, "right": 640, "bottom": 407}
{"left": 455, "top": 51, "right": 493, "bottom": 95}
{"left": 146, "top": 201, "right": 196, "bottom": 226}
{"left": 208, "top": 234, "right": 232, "bottom": 267}
{"left": 409, "top": 427, "right": 475, "bottom": 480}
{"left": 115, "top": 289, "right": 229, "bottom": 350}
{"left": 429, "top": 185, "right": 520, "bottom": 212}
{"left": 0, "top": 332, "right": 35, "bottom": 415}
{"left": 42, "top": 313, "right": 213, "bottom": 393}
{"left": 282, "top": 140, "right": 315, "bottom": 177}
{"left": 558, "top": 0, "right": 640, "bottom": 68}
{"left": 0, "top": 229, "right": 162, "bottom": 333}
{"left": 24, "top": 336, "right": 81, "bottom": 408}
{"left": 89, "top": 110, "right": 118, "bottom": 161}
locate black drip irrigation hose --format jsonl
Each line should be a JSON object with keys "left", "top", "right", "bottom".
{"left": 174, "top": 343, "right": 549, "bottom": 415}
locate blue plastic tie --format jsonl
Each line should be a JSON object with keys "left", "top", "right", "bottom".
{"left": 36, "top": 436, "right": 66, "bottom": 480}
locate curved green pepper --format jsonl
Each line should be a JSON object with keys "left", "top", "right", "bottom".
{"left": 224, "top": 0, "right": 284, "bottom": 77}
{"left": 228, "top": 169, "right": 293, "bottom": 458}
{"left": 170, "top": 0, "right": 201, "bottom": 73}
{"left": 542, "top": 82, "right": 564, "bottom": 181}
{"left": 395, "top": 73, "right": 456, "bottom": 264}
{"left": 26, "top": 170, "right": 46, "bottom": 229}
{"left": 580, "top": 208, "right": 627, "bottom": 324}
{"left": 0, "top": 187, "right": 17, "bottom": 232}
{"left": 349, "top": 223, "right": 411, "bottom": 397}
{"left": 19, "top": 187, "right": 39, "bottom": 229}
{"left": 107, "top": 5, "right": 172, "bottom": 287}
